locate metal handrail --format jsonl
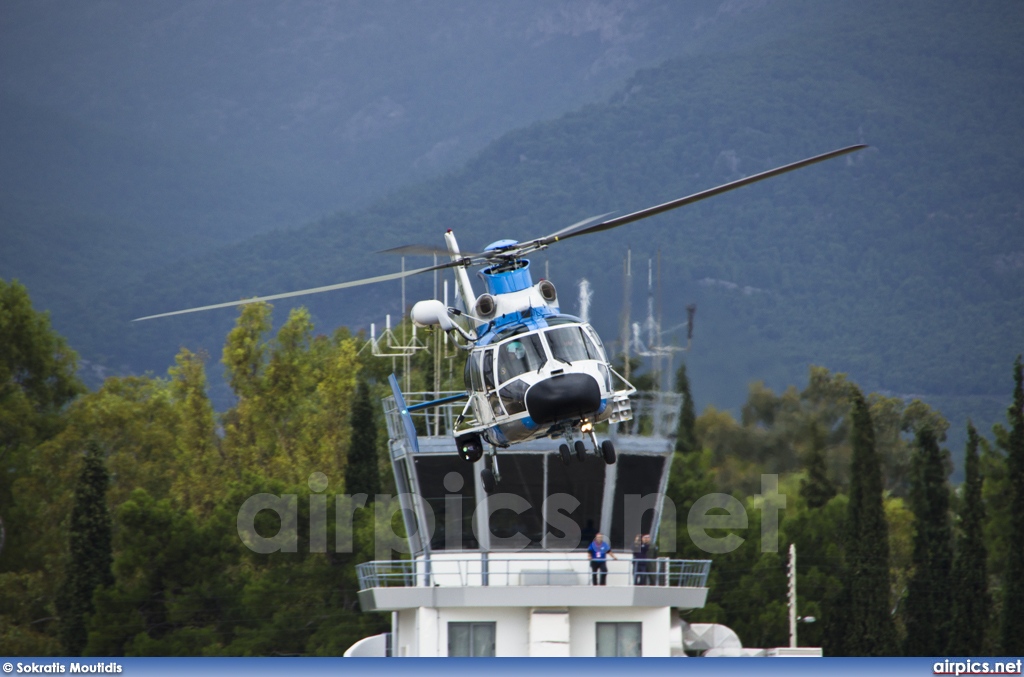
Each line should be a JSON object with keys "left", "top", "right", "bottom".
{"left": 356, "top": 557, "right": 711, "bottom": 591}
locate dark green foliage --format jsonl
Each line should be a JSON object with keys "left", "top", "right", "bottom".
{"left": 1001, "top": 356, "right": 1024, "bottom": 653}
{"left": 84, "top": 482, "right": 384, "bottom": 657}
{"left": 84, "top": 489, "right": 230, "bottom": 656}
{"left": 674, "top": 362, "right": 698, "bottom": 454}
{"left": 947, "top": 422, "right": 989, "bottom": 655}
{"left": 840, "top": 388, "right": 897, "bottom": 655}
{"left": 345, "top": 379, "right": 380, "bottom": 498}
{"left": 786, "top": 494, "right": 848, "bottom": 650}
{"left": 55, "top": 441, "right": 114, "bottom": 655}
{"left": 902, "top": 427, "right": 952, "bottom": 655}
{"left": 1, "top": 278, "right": 85, "bottom": 569}
{"left": 0, "top": 279, "right": 83, "bottom": 429}
{"left": 800, "top": 428, "right": 836, "bottom": 509}
{"left": 665, "top": 449, "right": 718, "bottom": 561}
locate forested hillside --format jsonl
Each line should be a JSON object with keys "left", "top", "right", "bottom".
{"left": 55, "top": 0, "right": 1021, "bottom": 458}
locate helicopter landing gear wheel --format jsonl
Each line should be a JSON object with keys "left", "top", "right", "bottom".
{"left": 574, "top": 440, "right": 587, "bottom": 462}
{"left": 481, "top": 467, "right": 496, "bottom": 494}
{"left": 559, "top": 443, "right": 572, "bottom": 465}
{"left": 601, "top": 440, "right": 616, "bottom": 465}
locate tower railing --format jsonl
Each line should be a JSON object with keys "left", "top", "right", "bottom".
{"left": 357, "top": 556, "right": 711, "bottom": 590}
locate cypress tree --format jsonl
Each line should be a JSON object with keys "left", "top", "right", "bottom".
{"left": 674, "top": 362, "right": 697, "bottom": 454}
{"left": 55, "top": 440, "right": 114, "bottom": 655}
{"left": 902, "top": 427, "right": 953, "bottom": 655}
{"left": 843, "top": 388, "right": 897, "bottom": 655}
{"left": 345, "top": 379, "right": 380, "bottom": 498}
{"left": 1001, "top": 355, "right": 1024, "bottom": 653}
{"left": 947, "top": 422, "right": 989, "bottom": 655}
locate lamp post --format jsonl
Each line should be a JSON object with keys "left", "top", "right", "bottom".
{"left": 788, "top": 543, "right": 817, "bottom": 647}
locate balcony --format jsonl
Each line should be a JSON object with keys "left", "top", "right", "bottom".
{"left": 356, "top": 554, "right": 711, "bottom": 612}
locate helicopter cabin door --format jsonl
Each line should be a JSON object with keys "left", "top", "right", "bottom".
{"left": 481, "top": 348, "right": 504, "bottom": 419}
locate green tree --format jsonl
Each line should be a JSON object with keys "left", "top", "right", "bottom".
{"left": 0, "top": 279, "right": 83, "bottom": 455}
{"left": 902, "top": 427, "right": 952, "bottom": 655}
{"left": 345, "top": 379, "right": 380, "bottom": 498}
{"left": 839, "top": 387, "right": 897, "bottom": 655}
{"left": 84, "top": 488, "right": 240, "bottom": 656}
{"left": 168, "top": 348, "right": 221, "bottom": 514}
{"left": 800, "top": 425, "right": 837, "bottom": 509}
{"left": 0, "top": 570, "right": 61, "bottom": 654}
{"left": 1, "top": 279, "right": 84, "bottom": 570}
{"left": 1001, "top": 355, "right": 1024, "bottom": 653}
{"left": 55, "top": 441, "right": 114, "bottom": 655}
{"left": 305, "top": 331, "right": 361, "bottom": 481}
{"left": 220, "top": 305, "right": 362, "bottom": 488}
{"left": 947, "top": 422, "right": 989, "bottom": 655}
{"left": 221, "top": 303, "right": 272, "bottom": 473}
{"left": 783, "top": 492, "right": 848, "bottom": 648}
{"left": 674, "top": 362, "right": 697, "bottom": 454}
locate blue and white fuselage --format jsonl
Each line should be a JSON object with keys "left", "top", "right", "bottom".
{"left": 412, "top": 232, "right": 634, "bottom": 455}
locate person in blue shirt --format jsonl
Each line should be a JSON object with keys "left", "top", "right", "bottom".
{"left": 587, "top": 533, "right": 617, "bottom": 585}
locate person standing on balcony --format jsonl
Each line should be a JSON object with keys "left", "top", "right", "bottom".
{"left": 632, "top": 534, "right": 644, "bottom": 585}
{"left": 588, "top": 533, "right": 617, "bottom": 585}
{"left": 637, "top": 533, "right": 654, "bottom": 585}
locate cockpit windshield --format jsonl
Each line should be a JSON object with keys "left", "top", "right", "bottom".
{"left": 546, "top": 325, "right": 602, "bottom": 363}
{"left": 497, "top": 333, "right": 546, "bottom": 384}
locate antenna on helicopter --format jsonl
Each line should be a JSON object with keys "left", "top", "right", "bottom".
{"left": 620, "top": 248, "right": 632, "bottom": 381}
{"left": 578, "top": 278, "right": 593, "bottom": 324}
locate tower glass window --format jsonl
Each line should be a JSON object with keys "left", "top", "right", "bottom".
{"left": 448, "top": 622, "right": 496, "bottom": 657}
{"left": 595, "top": 622, "right": 642, "bottom": 657}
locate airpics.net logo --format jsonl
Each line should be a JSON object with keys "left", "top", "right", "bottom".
{"left": 934, "top": 660, "right": 1024, "bottom": 675}
{"left": 235, "top": 471, "right": 788, "bottom": 559}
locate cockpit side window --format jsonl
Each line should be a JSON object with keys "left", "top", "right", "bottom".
{"left": 468, "top": 352, "right": 484, "bottom": 392}
{"left": 546, "top": 326, "right": 591, "bottom": 364}
{"left": 497, "top": 333, "right": 546, "bottom": 384}
{"left": 482, "top": 348, "right": 495, "bottom": 391}
{"left": 581, "top": 326, "right": 605, "bottom": 361}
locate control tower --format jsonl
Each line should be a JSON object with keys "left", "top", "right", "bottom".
{"left": 348, "top": 379, "right": 711, "bottom": 657}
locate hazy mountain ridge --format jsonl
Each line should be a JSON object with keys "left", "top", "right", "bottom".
{"left": 3, "top": 0, "right": 1023, "bottom": 460}
{"left": 2, "top": 2, "right": 735, "bottom": 344}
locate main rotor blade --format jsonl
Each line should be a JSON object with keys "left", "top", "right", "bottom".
{"left": 540, "top": 144, "right": 867, "bottom": 245}
{"left": 133, "top": 259, "right": 468, "bottom": 322}
{"left": 377, "top": 244, "right": 456, "bottom": 257}
{"left": 540, "top": 211, "right": 617, "bottom": 242}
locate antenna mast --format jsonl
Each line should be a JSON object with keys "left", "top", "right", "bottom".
{"left": 620, "top": 248, "right": 632, "bottom": 380}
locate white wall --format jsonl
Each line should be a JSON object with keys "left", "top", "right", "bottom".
{"left": 569, "top": 607, "right": 671, "bottom": 657}
{"left": 398, "top": 604, "right": 672, "bottom": 657}
{"left": 395, "top": 609, "right": 417, "bottom": 657}
{"left": 434, "top": 607, "right": 530, "bottom": 657}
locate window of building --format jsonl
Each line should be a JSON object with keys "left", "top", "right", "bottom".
{"left": 448, "top": 622, "right": 496, "bottom": 657}
{"left": 596, "top": 622, "right": 642, "bottom": 657}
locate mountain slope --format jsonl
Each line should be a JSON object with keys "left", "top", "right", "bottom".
{"left": 8, "top": 0, "right": 1024, "bottom": 456}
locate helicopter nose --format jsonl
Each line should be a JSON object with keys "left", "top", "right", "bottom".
{"left": 525, "top": 373, "right": 602, "bottom": 425}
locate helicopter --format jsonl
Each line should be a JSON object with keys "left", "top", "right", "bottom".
{"left": 136, "top": 143, "right": 866, "bottom": 492}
